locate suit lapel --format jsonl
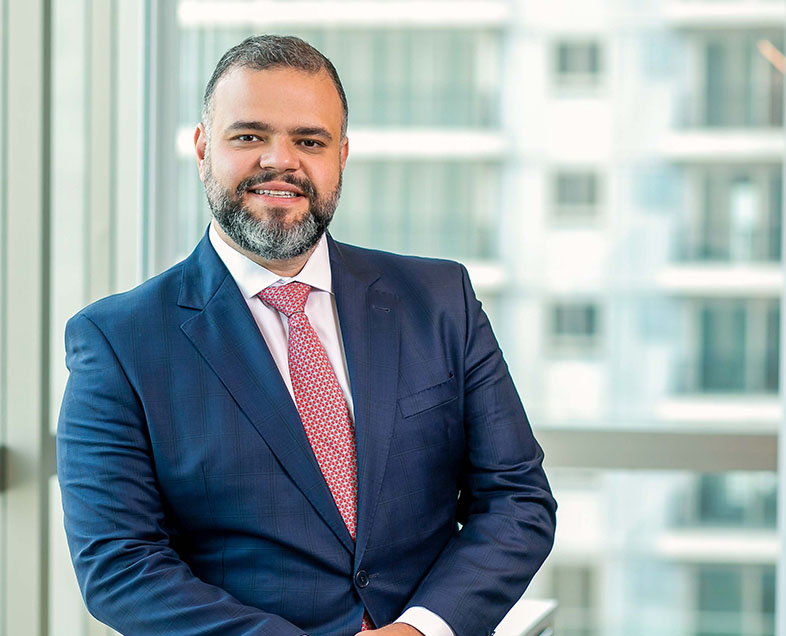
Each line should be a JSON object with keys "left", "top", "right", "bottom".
{"left": 178, "top": 234, "right": 355, "bottom": 554}
{"left": 328, "top": 237, "right": 400, "bottom": 565}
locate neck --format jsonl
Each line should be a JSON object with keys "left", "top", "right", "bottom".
{"left": 212, "top": 220, "right": 318, "bottom": 277}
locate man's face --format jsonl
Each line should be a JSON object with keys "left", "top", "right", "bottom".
{"left": 195, "top": 66, "right": 348, "bottom": 261}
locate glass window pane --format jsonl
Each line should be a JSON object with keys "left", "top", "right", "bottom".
{"left": 530, "top": 470, "right": 777, "bottom": 636}
{"left": 90, "top": 2, "right": 784, "bottom": 636}
{"left": 554, "top": 41, "right": 603, "bottom": 87}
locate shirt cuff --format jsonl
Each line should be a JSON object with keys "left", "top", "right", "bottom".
{"left": 395, "top": 607, "right": 455, "bottom": 636}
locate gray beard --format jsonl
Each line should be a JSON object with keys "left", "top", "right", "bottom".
{"left": 204, "top": 165, "right": 341, "bottom": 262}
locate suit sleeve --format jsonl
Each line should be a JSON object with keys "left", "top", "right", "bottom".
{"left": 404, "top": 265, "right": 557, "bottom": 636}
{"left": 56, "top": 313, "right": 305, "bottom": 636}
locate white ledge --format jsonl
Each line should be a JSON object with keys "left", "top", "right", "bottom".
{"left": 178, "top": 1, "right": 510, "bottom": 28}
{"left": 657, "top": 530, "right": 778, "bottom": 563}
{"left": 659, "top": 130, "right": 784, "bottom": 162}
{"left": 657, "top": 396, "right": 780, "bottom": 430}
{"left": 463, "top": 261, "right": 506, "bottom": 292}
{"left": 347, "top": 128, "right": 507, "bottom": 159}
{"left": 663, "top": 1, "right": 785, "bottom": 28}
{"left": 655, "top": 264, "right": 782, "bottom": 296}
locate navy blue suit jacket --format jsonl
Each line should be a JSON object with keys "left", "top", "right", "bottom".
{"left": 57, "top": 232, "right": 556, "bottom": 636}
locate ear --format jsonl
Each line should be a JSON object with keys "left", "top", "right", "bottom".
{"left": 339, "top": 135, "right": 349, "bottom": 171}
{"left": 194, "top": 122, "right": 208, "bottom": 182}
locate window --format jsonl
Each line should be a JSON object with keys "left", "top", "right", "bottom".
{"left": 675, "top": 474, "right": 777, "bottom": 529}
{"left": 331, "top": 160, "right": 498, "bottom": 261}
{"left": 550, "top": 302, "right": 601, "bottom": 352}
{"left": 5, "top": 2, "right": 782, "bottom": 635}
{"left": 553, "top": 170, "right": 602, "bottom": 220}
{"left": 678, "top": 166, "right": 782, "bottom": 263}
{"left": 164, "top": 27, "right": 504, "bottom": 269}
{"left": 694, "top": 565, "right": 775, "bottom": 636}
{"left": 554, "top": 41, "right": 603, "bottom": 88}
{"left": 676, "top": 299, "right": 779, "bottom": 394}
{"left": 701, "top": 33, "right": 784, "bottom": 128}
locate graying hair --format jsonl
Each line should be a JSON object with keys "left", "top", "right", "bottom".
{"left": 201, "top": 35, "right": 348, "bottom": 138}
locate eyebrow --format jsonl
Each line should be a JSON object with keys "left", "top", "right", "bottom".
{"left": 225, "top": 121, "right": 333, "bottom": 142}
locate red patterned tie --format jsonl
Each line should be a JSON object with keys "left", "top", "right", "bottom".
{"left": 259, "top": 283, "right": 374, "bottom": 631}
{"left": 259, "top": 282, "right": 374, "bottom": 631}
{"left": 258, "top": 282, "right": 359, "bottom": 539}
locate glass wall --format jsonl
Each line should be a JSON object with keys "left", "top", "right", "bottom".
{"left": 539, "top": 469, "right": 777, "bottom": 636}
{"left": 151, "top": 2, "right": 784, "bottom": 633}
{"left": 159, "top": 21, "right": 502, "bottom": 269}
{"left": 0, "top": 0, "right": 782, "bottom": 635}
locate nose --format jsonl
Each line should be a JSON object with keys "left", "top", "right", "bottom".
{"left": 259, "top": 137, "right": 299, "bottom": 172}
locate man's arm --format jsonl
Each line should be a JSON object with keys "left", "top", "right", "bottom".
{"left": 402, "top": 264, "right": 557, "bottom": 636}
{"left": 57, "top": 313, "right": 305, "bottom": 636}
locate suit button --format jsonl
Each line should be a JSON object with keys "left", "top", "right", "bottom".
{"left": 355, "top": 570, "right": 370, "bottom": 588}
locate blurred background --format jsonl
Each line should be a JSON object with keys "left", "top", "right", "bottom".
{"left": 1, "top": 0, "right": 784, "bottom": 634}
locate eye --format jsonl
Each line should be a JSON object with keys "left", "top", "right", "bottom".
{"left": 299, "top": 139, "right": 324, "bottom": 148}
{"left": 235, "top": 134, "right": 261, "bottom": 142}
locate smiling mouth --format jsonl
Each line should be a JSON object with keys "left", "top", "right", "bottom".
{"left": 249, "top": 189, "right": 301, "bottom": 198}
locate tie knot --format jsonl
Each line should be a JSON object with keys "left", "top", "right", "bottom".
{"left": 258, "top": 281, "right": 311, "bottom": 317}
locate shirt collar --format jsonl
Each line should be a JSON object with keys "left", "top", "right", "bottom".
{"left": 208, "top": 221, "right": 333, "bottom": 298}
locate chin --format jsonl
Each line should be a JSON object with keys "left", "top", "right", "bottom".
{"left": 265, "top": 207, "right": 311, "bottom": 228}
{"left": 247, "top": 197, "right": 307, "bottom": 217}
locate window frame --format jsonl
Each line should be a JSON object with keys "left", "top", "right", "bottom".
{"left": 552, "top": 38, "right": 605, "bottom": 90}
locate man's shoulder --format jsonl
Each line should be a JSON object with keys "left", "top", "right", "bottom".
{"left": 332, "top": 239, "right": 467, "bottom": 285}
{"left": 71, "top": 257, "right": 190, "bottom": 329}
{"left": 330, "top": 239, "right": 474, "bottom": 312}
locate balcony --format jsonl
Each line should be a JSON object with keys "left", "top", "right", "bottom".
{"left": 672, "top": 351, "right": 778, "bottom": 396}
{"left": 673, "top": 474, "right": 777, "bottom": 531}
{"left": 663, "top": 77, "right": 784, "bottom": 160}
{"left": 674, "top": 228, "right": 781, "bottom": 264}
{"left": 674, "top": 90, "right": 783, "bottom": 130}
{"left": 662, "top": 223, "right": 782, "bottom": 293}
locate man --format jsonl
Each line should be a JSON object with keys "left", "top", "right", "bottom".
{"left": 57, "top": 35, "right": 556, "bottom": 636}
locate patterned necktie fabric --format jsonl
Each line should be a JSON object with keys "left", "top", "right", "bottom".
{"left": 258, "top": 282, "right": 373, "bottom": 631}
{"left": 258, "top": 282, "right": 359, "bottom": 540}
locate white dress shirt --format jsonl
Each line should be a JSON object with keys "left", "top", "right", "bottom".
{"left": 209, "top": 222, "right": 454, "bottom": 636}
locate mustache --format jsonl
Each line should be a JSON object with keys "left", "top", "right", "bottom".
{"left": 235, "top": 172, "right": 316, "bottom": 199}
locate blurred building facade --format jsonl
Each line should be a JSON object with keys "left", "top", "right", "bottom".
{"left": 8, "top": 0, "right": 781, "bottom": 635}
{"left": 159, "top": 1, "right": 786, "bottom": 635}
{"left": 156, "top": 2, "right": 786, "bottom": 632}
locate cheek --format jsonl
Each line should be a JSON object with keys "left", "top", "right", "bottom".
{"left": 212, "top": 153, "right": 258, "bottom": 186}
{"left": 312, "top": 161, "right": 342, "bottom": 191}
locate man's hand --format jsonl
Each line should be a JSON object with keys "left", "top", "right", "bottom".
{"left": 354, "top": 623, "right": 425, "bottom": 636}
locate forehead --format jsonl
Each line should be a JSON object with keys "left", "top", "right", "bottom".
{"left": 210, "top": 66, "right": 343, "bottom": 133}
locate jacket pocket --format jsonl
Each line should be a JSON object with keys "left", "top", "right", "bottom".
{"left": 398, "top": 373, "right": 457, "bottom": 418}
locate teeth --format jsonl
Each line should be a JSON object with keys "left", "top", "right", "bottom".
{"left": 251, "top": 189, "right": 298, "bottom": 197}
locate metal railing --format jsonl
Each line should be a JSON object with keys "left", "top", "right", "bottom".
{"left": 673, "top": 228, "right": 782, "bottom": 263}
{"left": 672, "top": 354, "right": 779, "bottom": 395}
{"left": 674, "top": 88, "right": 784, "bottom": 129}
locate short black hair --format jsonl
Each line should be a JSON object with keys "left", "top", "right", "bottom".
{"left": 202, "top": 35, "right": 348, "bottom": 137}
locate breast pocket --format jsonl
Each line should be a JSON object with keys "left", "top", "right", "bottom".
{"left": 398, "top": 372, "right": 458, "bottom": 418}
{"left": 389, "top": 372, "right": 463, "bottom": 513}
